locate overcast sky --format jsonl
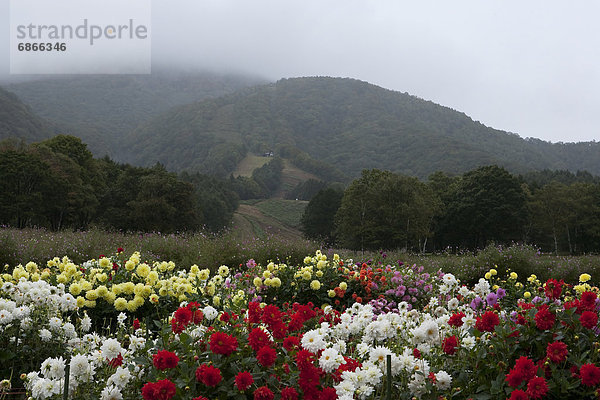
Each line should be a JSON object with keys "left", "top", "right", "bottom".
{"left": 1, "top": 0, "right": 599, "bottom": 143}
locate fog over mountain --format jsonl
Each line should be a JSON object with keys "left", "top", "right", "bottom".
{"left": 0, "top": 1, "right": 599, "bottom": 143}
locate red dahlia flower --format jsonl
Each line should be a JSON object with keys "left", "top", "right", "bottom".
{"left": 256, "top": 346, "right": 277, "bottom": 367}
{"left": 581, "top": 291, "right": 598, "bottom": 311}
{"left": 514, "top": 356, "right": 537, "bottom": 380}
{"left": 442, "top": 335, "right": 459, "bottom": 355}
{"left": 152, "top": 350, "right": 179, "bottom": 370}
{"left": 173, "top": 307, "right": 192, "bottom": 325}
{"left": 505, "top": 369, "right": 524, "bottom": 388}
{"left": 248, "top": 328, "right": 272, "bottom": 351}
{"left": 219, "top": 311, "right": 230, "bottom": 322}
{"left": 319, "top": 387, "right": 338, "bottom": 400}
{"left": 283, "top": 335, "right": 300, "bottom": 352}
{"left": 534, "top": 305, "right": 555, "bottom": 330}
{"left": 448, "top": 312, "right": 465, "bottom": 327}
{"left": 296, "top": 349, "right": 317, "bottom": 371}
{"left": 580, "top": 311, "right": 599, "bottom": 329}
{"left": 546, "top": 341, "right": 568, "bottom": 363}
{"left": 271, "top": 322, "right": 288, "bottom": 339}
{"left": 333, "top": 356, "right": 362, "bottom": 382}
{"left": 526, "top": 377, "right": 548, "bottom": 399}
{"left": 141, "top": 379, "right": 176, "bottom": 400}
{"left": 195, "top": 364, "right": 222, "bottom": 387}
{"left": 580, "top": 363, "right": 600, "bottom": 387}
{"left": 298, "top": 365, "right": 321, "bottom": 393}
{"left": 475, "top": 311, "right": 500, "bottom": 332}
{"left": 280, "top": 387, "right": 299, "bottom": 400}
{"left": 544, "top": 278, "right": 563, "bottom": 300}
{"left": 209, "top": 331, "right": 238, "bottom": 356}
{"left": 509, "top": 389, "right": 528, "bottom": 400}
{"left": 248, "top": 302, "right": 263, "bottom": 324}
{"left": 262, "top": 305, "right": 282, "bottom": 327}
{"left": 235, "top": 371, "right": 254, "bottom": 391}
{"left": 253, "top": 386, "right": 275, "bottom": 400}
{"left": 108, "top": 353, "right": 123, "bottom": 368}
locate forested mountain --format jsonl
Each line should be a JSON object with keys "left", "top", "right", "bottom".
{"left": 125, "top": 77, "right": 600, "bottom": 179}
{"left": 0, "top": 87, "right": 56, "bottom": 143}
{"left": 4, "top": 75, "right": 600, "bottom": 179}
{"left": 6, "top": 70, "right": 265, "bottom": 158}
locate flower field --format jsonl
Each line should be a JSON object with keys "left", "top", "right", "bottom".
{"left": 1, "top": 249, "right": 600, "bottom": 399}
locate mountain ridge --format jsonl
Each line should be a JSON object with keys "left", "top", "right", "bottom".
{"left": 2, "top": 74, "right": 599, "bottom": 179}
{"left": 124, "top": 76, "right": 599, "bottom": 178}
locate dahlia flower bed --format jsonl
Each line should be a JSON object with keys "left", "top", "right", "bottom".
{"left": 1, "top": 250, "right": 600, "bottom": 399}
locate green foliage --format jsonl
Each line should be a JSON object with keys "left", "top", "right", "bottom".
{"left": 528, "top": 181, "right": 600, "bottom": 254}
{"left": 301, "top": 187, "right": 343, "bottom": 244}
{"left": 7, "top": 71, "right": 264, "bottom": 158}
{"left": 471, "top": 243, "right": 541, "bottom": 282}
{"left": 0, "top": 150, "right": 52, "bottom": 228}
{"left": 335, "top": 169, "right": 440, "bottom": 251}
{"left": 0, "top": 135, "right": 239, "bottom": 234}
{"left": 284, "top": 178, "right": 329, "bottom": 200}
{"left": 253, "top": 198, "right": 308, "bottom": 229}
{"left": 0, "top": 87, "right": 55, "bottom": 143}
{"left": 276, "top": 144, "right": 347, "bottom": 182}
{"left": 96, "top": 162, "right": 201, "bottom": 233}
{"left": 251, "top": 157, "right": 284, "bottom": 197}
{"left": 229, "top": 175, "right": 264, "bottom": 200}
{"left": 521, "top": 169, "right": 600, "bottom": 189}
{"left": 180, "top": 172, "right": 239, "bottom": 232}
{"left": 440, "top": 165, "right": 528, "bottom": 249}
{"left": 0, "top": 227, "right": 317, "bottom": 272}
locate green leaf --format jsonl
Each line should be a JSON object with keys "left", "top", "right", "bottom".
{"left": 0, "top": 349, "right": 15, "bottom": 361}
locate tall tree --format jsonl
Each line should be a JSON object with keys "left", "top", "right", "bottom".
{"left": 301, "top": 187, "right": 344, "bottom": 244}
{"left": 0, "top": 151, "right": 50, "bottom": 228}
{"left": 442, "top": 165, "right": 528, "bottom": 249}
{"left": 335, "top": 169, "right": 439, "bottom": 251}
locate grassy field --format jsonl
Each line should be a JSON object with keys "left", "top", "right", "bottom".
{"left": 232, "top": 154, "right": 270, "bottom": 177}
{"left": 0, "top": 227, "right": 316, "bottom": 272}
{"left": 276, "top": 159, "right": 320, "bottom": 197}
{"left": 1, "top": 227, "right": 599, "bottom": 286}
{"left": 231, "top": 203, "right": 303, "bottom": 243}
{"left": 252, "top": 198, "right": 308, "bottom": 228}
{"left": 232, "top": 155, "right": 320, "bottom": 198}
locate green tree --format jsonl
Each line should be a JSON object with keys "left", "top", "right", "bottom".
{"left": 252, "top": 157, "right": 284, "bottom": 197}
{"left": 301, "top": 187, "right": 344, "bottom": 244}
{"left": 181, "top": 172, "right": 239, "bottom": 232}
{"left": 0, "top": 150, "right": 50, "bottom": 227}
{"left": 34, "top": 135, "right": 103, "bottom": 229}
{"left": 528, "top": 181, "right": 600, "bottom": 254}
{"left": 126, "top": 164, "right": 200, "bottom": 232}
{"left": 441, "top": 165, "right": 528, "bottom": 249}
{"left": 335, "top": 169, "right": 439, "bottom": 251}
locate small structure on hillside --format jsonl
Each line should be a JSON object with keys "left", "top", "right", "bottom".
{"left": 262, "top": 150, "right": 274, "bottom": 157}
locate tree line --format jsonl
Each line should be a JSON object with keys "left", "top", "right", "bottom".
{"left": 301, "top": 166, "right": 600, "bottom": 254}
{"left": 0, "top": 135, "right": 241, "bottom": 233}
{"left": 0, "top": 135, "right": 291, "bottom": 233}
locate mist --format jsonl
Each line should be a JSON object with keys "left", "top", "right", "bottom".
{"left": 1, "top": 0, "right": 599, "bottom": 143}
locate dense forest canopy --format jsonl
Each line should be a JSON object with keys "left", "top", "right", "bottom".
{"left": 123, "top": 77, "right": 600, "bottom": 179}
{"left": 0, "top": 136, "right": 239, "bottom": 233}
{"left": 3, "top": 75, "right": 600, "bottom": 181}
{"left": 0, "top": 87, "right": 56, "bottom": 143}
{"left": 6, "top": 71, "right": 265, "bottom": 158}
{"left": 302, "top": 166, "right": 600, "bottom": 254}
